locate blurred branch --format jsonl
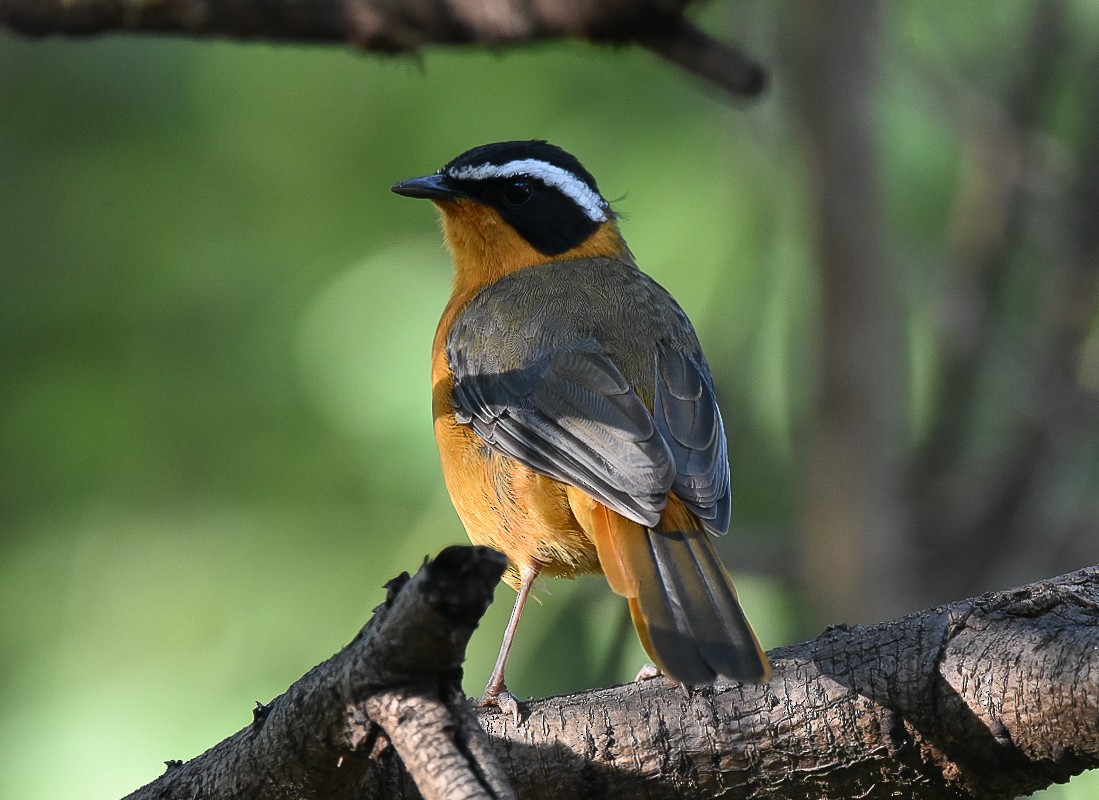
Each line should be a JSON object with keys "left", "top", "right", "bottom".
{"left": 912, "top": 0, "right": 1069, "bottom": 510}
{"left": 913, "top": 0, "right": 1099, "bottom": 598}
{"left": 122, "top": 549, "right": 1099, "bottom": 799}
{"left": 788, "top": 0, "right": 915, "bottom": 623}
{"left": 640, "top": 15, "right": 766, "bottom": 97}
{"left": 0, "top": 0, "right": 767, "bottom": 98}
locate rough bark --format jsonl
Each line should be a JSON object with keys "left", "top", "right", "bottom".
{"left": 476, "top": 565, "right": 1099, "bottom": 799}
{"left": 0, "top": 0, "right": 766, "bottom": 97}
{"left": 123, "top": 554, "right": 1099, "bottom": 799}
{"left": 123, "top": 545, "right": 516, "bottom": 800}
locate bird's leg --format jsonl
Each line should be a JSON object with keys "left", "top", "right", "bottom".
{"left": 478, "top": 563, "right": 541, "bottom": 719}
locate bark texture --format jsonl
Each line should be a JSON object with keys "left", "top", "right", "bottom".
{"left": 123, "top": 545, "right": 515, "bottom": 800}
{"left": 475, "top": 565, "right": 1099, "bottom": 799}
{"left": 122, "top": 555, "right": 1099, "bottom": 799}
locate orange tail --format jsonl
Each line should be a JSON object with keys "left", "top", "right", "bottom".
{"left": 580, "top": 492, "right": 770, "bottom": 685}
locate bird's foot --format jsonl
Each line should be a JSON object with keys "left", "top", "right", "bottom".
{"left": 475, "top": 684, "right": 526, "bottom": 723}
{"left": 634, "top": 663, "right": 663, "bottom": 682}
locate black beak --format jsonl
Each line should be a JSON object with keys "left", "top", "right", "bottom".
{"left": 391, "top": 173, "right": 467, "bottom": 201}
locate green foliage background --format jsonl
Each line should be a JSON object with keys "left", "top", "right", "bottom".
{"left": 1, "top": 3, "right": 1095, "bottom": 798}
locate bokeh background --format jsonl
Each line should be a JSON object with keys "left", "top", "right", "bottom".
{"left": 2, "top": 1, "right": 1097, "bottom": 798}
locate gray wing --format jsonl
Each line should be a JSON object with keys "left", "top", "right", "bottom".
{"left": 447, "top": 259, "right": 731, "bottom": 533}
{"left": 652, "top": 348, "right": 732, "bottom": 535}
{"left": 451, "top": 343, "right": 676, "bottom": 527}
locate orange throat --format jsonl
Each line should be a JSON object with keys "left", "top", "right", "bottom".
{"left": 433, "top": 198, "right": 629, "bottom": 298}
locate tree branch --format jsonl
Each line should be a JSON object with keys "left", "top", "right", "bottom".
{"left": 124, "top": 545, "right": 515, "bottom": 800}
{"left": 639, "top": 16, "right": 766, "bottom": 98}
{"left": 0, "top": 0, "right": 767, "bottom": 98}
{"left": 122, "top": 552, "right": 1099, "bottom": 799}
{"left": 476, "top": 565, "right": 1099, "bottom": 799}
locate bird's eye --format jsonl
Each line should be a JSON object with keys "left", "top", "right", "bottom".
{"left": 504, "top": 179, "right": 533, "bottom": 206}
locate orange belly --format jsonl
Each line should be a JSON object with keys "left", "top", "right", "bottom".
{"left": 432, "top": 386, "right": 600, "bottom": 590}
{"left": 431, "top": 288, "right": 605, "bottom": 590}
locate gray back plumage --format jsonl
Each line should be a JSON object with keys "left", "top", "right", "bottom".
{"left": 448, "top": 257, "right": 731, "bottom": 534}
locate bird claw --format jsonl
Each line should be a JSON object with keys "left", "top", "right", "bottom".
{"left": 634, "top": 663, "right": 663, "bottom": 682}
{"left": 476, "top": 686, "right": 526, "bottom": 723}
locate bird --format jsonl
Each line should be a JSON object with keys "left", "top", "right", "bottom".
{"left": 392, "top": 140, "right": 770, "bottom": 712}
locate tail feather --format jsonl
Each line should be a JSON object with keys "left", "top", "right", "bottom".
{"left": 588, "top": 501, "right": 640, "bottom": 597}
{"left": 574, "top": 491, "right": 770, "bottom": 686}
{"left": 635, "top": 528, "right": 718, "bottom": 685}
{"left": 647, "top": 527, "right": 770, "bottom": 683}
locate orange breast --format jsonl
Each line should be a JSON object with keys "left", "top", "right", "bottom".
{"left": 428, "top": 204, "right": 643, "bottom": 590}
{"left": 431, "top": 299, "right": 600, "bottom": 590}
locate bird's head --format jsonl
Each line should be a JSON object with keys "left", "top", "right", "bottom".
{"left": 392, "top": 141, "right": 630, "bottom": 291}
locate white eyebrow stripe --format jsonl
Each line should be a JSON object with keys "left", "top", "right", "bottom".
{"left": 445, "top": 158, "right": 609, "bottom": 222}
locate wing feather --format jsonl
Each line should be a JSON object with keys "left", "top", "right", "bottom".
{"left": 446, "top": 263, "right": 731, "bottom": 533}
{"left": 452, "top": 346, "right": 675, "bottom": 526}
{"left": 653, "top": 349, "right": 732, "bottom": 533}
